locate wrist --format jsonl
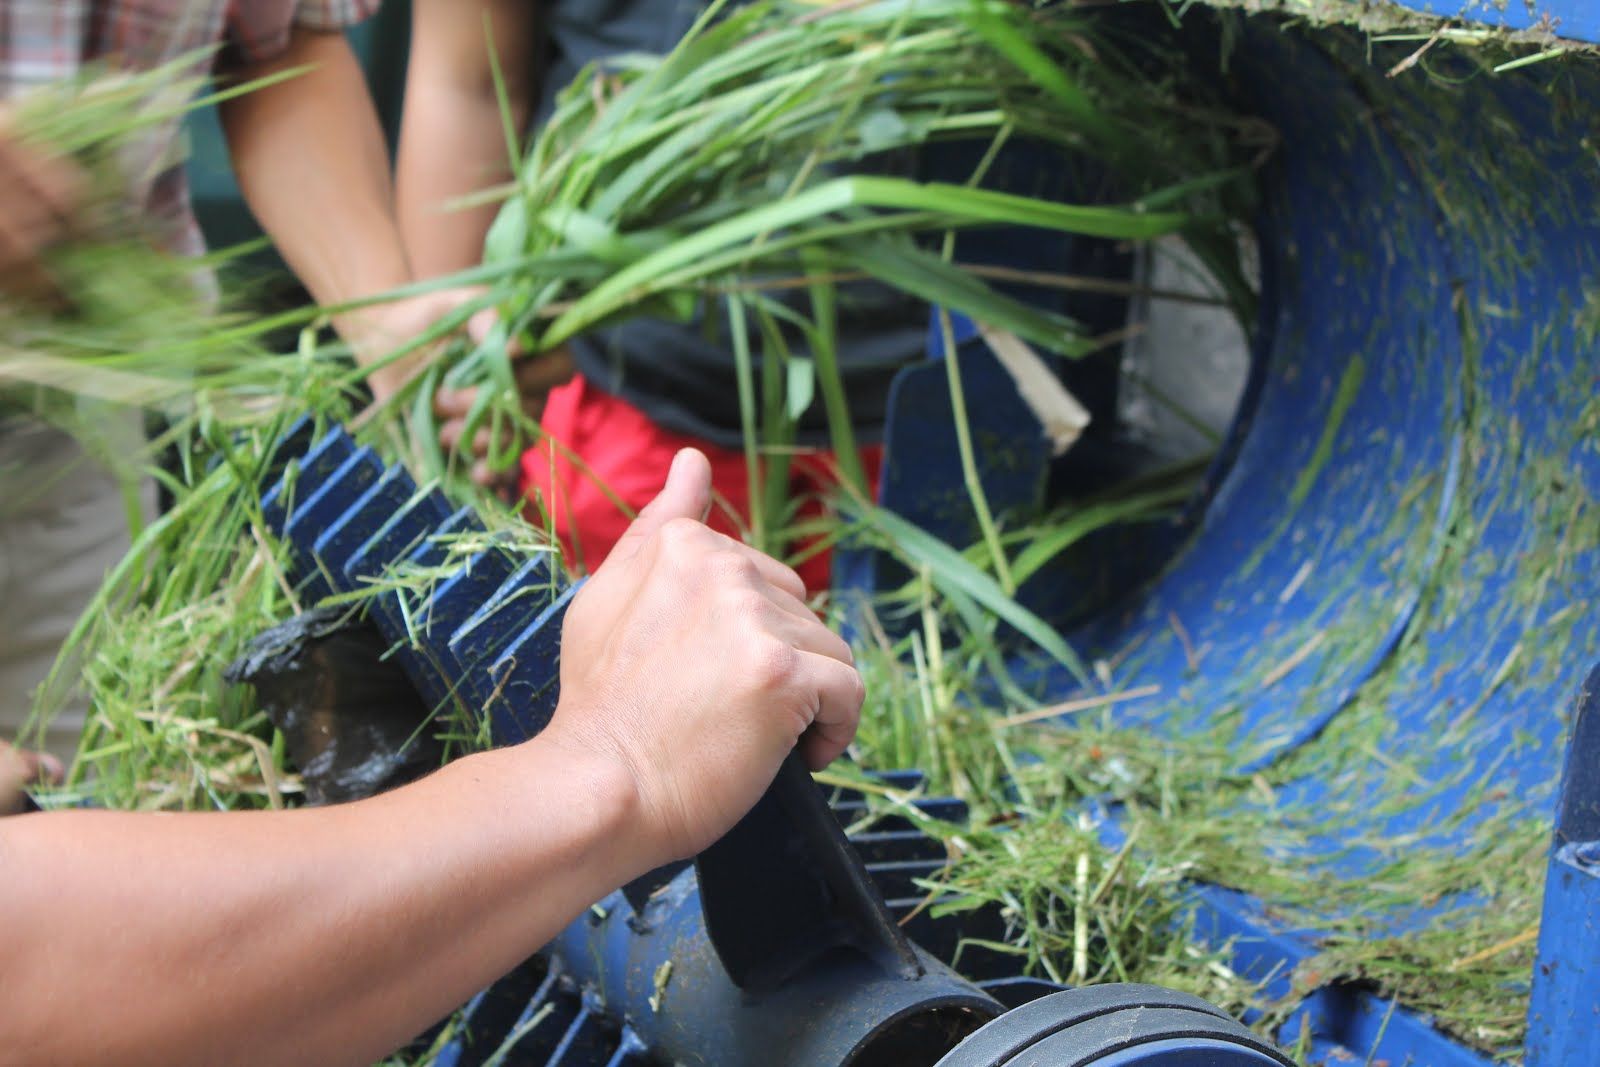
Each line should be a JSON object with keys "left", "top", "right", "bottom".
{"left": 338, "top": 301, "right": 428, "bottom": 400}
{"left": 470, "top": 728, "right": 650, "bottom": 889}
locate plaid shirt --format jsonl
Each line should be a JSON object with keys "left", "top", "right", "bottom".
{"left": 0, "top": 0, "right": 380, "bottom": 257}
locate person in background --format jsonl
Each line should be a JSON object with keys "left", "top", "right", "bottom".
{"left": 398, "top": 0, "right": 926, "bottom": 590}
{"left": 0, "top": 448, "right": 867, "bottom": 1064}
{"left": 0, "top": 0, "right": 495, "bottom": 763}
{"left": 0, "top": 737, "right": 58, "bottom": 814}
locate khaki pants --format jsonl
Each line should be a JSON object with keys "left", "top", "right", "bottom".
{"left": 0, "top": 416, "right": 141, "bottom": 764}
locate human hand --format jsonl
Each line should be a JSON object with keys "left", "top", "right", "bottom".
{"left": 0, "top": 740, "right": 63, "bottom": 816}
{"left": 347, "top": 286, "right": 505, "bottom": 404}
{"left": 543, "top": 448, "right": 863, "bottom": 866}
{"left": 0, "top": 108, "right": 84, "bottom": 306}
{"left": 434, "top": 344, "right": 575, "bottom": 490}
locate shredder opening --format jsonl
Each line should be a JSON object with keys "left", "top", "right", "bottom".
{"left": 844, "top": 1004, "right": 993, "bottom": 1067}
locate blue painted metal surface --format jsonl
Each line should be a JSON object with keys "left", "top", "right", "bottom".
{"left": 484, "top": 583, "right": 582, "bottom": 745}
{"left": 311, "top": 464, "right": 421, "bottom": 579}
{"left": 261, "top": 426, "right": 357, "bottom": 539}
{"left": 1525, "top": 663, "right": 1600, "bottom": 1066}
{"left": 258, "top": 425, "right": 574, "bottom": 741}
{"left": 283, "top": 447, "right": 385, "bottom": 602}
{"left": 1393, "top": 0, "right": 1600, "bottom": 44}
{"left": 855, "top": 12, "right": 1600, "bottom": 1067}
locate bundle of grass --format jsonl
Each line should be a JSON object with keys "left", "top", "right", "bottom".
{"left": 359, "top": 0, "right": 1264, "bottom": 692}
{"left": 0, "top": 59, "right": 329, "bottom": 440}
{"left": 382, "top": 0, "right": 1260, "bottom": 476}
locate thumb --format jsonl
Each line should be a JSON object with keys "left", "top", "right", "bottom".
{"left": 612, "top": 448, "right": 713, "bottom": 559}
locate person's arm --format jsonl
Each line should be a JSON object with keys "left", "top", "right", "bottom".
{"left": 217, "top": 27, "right": 423, "bottom": 399}
{"left": 1, "top": 742, "right": 636, "bottom": 1065}
{"left": 0, "top": 449, "right": 862, "bottom": 1067}
{"left": 397, "top": 0, "right": 539, "bottom": 278}
{"left": 397, "top": 0, "right": 573, "bottom": 487}
{"left": 0, "top": 105, "right": 83, "bottom": 305}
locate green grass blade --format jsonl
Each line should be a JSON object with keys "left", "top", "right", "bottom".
{"left": 853, "top": 501, "right": 1091, "bottom": 685}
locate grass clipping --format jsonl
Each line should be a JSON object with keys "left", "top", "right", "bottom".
{"left": 842, "top": 581, "right": 1553, "bottom": 1058}
{"left": 388, "top": 0, "right": 1258, "bottom": 480}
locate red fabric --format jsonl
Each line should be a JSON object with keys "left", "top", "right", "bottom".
{"left": 520, "top": 374, "right": 881, "bottom": 594}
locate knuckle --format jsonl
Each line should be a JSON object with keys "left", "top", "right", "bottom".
{"left": 711, "top": 551, "right": 759, "bottom": 586}
{"left": 774, "top": 561, "right": 806, "bottom": 593}
{"left": 657, "top": 516, "right": 703, "bottom": 551}
{"left": 847, "top": 668, "right": 867, "bottom": 710}
{"left": 731, "top": 588, "right": 770, "bottom": 622}
{"left": 824, "top": 628, "right": 854, "bottom": 665}
{"left": 747, "top": 636, "right": 798, "bottom": 690}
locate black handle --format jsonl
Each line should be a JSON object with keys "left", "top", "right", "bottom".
{"left": 693, "top": 751, "right": 923, "bottom": 992}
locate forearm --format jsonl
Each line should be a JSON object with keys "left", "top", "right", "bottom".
{"left": 396, "top": 86, "right": 523, "bottom": 276}
{"left": 397, "top": 0, "right": 538, "bottom": 276}
{"left": 0, "top": 741, "right": 639, "bottom": 1067}
{"left": 219, "top": 29, "right": 412, "bottom": 360}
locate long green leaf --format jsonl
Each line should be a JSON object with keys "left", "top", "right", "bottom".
{"left": 545, "top": 176, "right": 1191, "bottom": 343}
{"left": 855, "top": 502, "right": 1091, "bottom": 685}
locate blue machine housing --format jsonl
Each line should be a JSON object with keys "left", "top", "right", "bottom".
{"left": 1391, "top": 0, "right": 1600, "bottom": 41}
{"left": 235, "top": 3, "right": 1600, "bottom": 1064}
{"left": 1525, "top": 665, "right": 1600, "bottom": 1065}
{"left": 843, "top": 8, "right": 1600, "bottom": 1066}
{"left": 254, "top": 422, "right": 1300, "bottom": 1067}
